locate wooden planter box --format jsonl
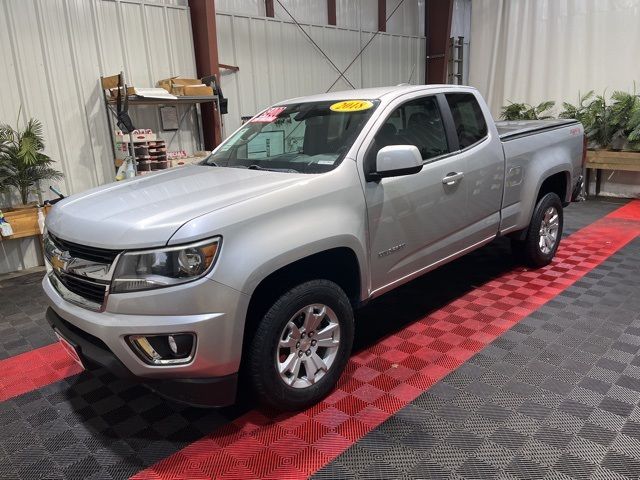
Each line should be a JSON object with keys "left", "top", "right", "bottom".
{"left": 586, "top": 150, "right": 640, "bottom": 172}
{"left": 0, "top": 206, "right": 51, "bottom": 241}
{"left": 585, "top": 150, "right": 640, "bottom": 196}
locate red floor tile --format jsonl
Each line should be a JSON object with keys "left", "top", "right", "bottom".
{"left": 132, "top": 200, "right": 640, "bottom": 480}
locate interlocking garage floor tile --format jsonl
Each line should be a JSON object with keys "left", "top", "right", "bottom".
{"left": 0, "top": 199, "right": 638, "bottom": 480}
{"left": 0, "top": 271, "right": 55, "bottom": 360}
{"left": 131, "top": 201, "right": 640, "bottom": 479}
{"left": 314, "top": 238, "right": 640, "bottom": 479}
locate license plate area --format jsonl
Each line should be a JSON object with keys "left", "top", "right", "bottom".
{"left": 54, "top": 330, "right": 85, "bottom": 369}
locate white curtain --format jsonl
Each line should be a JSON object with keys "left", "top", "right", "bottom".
{"left": 468, "top": 0, "right": 640, "bottom": 116}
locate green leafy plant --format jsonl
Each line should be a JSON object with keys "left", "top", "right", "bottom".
{"left": 501, "top": 84, "right": 640, "bottom": 151}
{"left": 627, "top": 108, "right": 640, "bottom": 148}
{"left": 0, "top": 117, "right": 63, "bottom": 206}
{"left": 581, "top": 93, "right": 611, "bottom": 149}
{"left": 608, "top": 88, "right": 640, "bottom": 149}
{"left": 500, "top": 101, "right": 555, "bottom": 121}
{"left": 559, "top": 90, "right": 595, "bottom": 127}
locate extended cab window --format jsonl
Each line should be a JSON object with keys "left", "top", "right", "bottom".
{"left": 371, "top": 96, "right": 449, "bottom": 162}
{"left": 445, "top": 93, "right": 488, "bottom": 149}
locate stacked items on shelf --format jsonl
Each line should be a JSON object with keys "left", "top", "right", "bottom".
{"left": 135, "top": 140, "right": 167, "bottom": 173}
{"left": 114, "top": 129, "right": 169, "bottom": 174}
{"left": 168, "top": 150, "right": 211, "bottom": 167}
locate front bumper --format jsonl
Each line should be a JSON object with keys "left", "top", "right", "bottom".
{"left": 42, "top": 273, "right": 250, "bottom": 407}
{"left": 47, "top": 308, "right": 237, "bottom": 407}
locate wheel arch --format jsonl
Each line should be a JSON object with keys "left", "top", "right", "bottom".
{"left": 238, "top": 246, "right": 362, "bottom": 371}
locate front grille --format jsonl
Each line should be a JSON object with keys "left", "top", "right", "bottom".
{"left": 56, "top": 271, "right": 108, "bottom": 305}
{"left": 49, "top": 233, "right": 121, "bottom": 264}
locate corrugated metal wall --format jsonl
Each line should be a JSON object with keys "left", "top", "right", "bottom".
{"left": 216, "top": 3, "right": 426, "bottom": 135}
{"left": 1, "top": 0, "right": 426, "bottom": 274}
{"left": 216, "top": 0, "right": 425, "bottom": 34}
{"left": 0, "top": 0, "right": 197, "bottom": 274}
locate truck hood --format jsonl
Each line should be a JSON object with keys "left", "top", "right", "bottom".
{"left": 46, "top": 166, "right": 307, "bottom": 249}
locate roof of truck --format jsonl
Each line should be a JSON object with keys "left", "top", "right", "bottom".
{"left": 275, "top": 84, "right": 469, "bottom": 105}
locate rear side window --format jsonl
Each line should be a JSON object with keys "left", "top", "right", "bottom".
{"left": 446, "top": 93, "right": 488, "bottom": 149}
{"left": 371, "top": 96, "right": 449, "bottom": 162}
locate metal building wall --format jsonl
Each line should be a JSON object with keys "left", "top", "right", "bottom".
{"left": 0, "top": 0, "right": 197, "bottom": 274}
{"left": 215, "top": 9, "right": 426, "bottom": 135}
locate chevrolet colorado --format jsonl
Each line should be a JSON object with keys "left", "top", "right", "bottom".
{"left": 43, "top": 85, "right": 585, "bottom": 409}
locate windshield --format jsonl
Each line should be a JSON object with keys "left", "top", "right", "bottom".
{"left": 203, "top": 99, "right": 379, "bottom": 173}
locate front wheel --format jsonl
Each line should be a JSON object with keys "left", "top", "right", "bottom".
{"left": 247, "top": 279, "right": 354, "bottom": 410}
{"left": 512, "top": 192, "right": 563, "bottom": 268}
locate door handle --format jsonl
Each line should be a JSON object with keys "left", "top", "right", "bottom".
{"left": 442, "top": 172, "right": 464, "bottom": 186}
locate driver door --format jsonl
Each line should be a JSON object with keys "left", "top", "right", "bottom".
{"left": 362, "top": 94, "right": 470, "bottom": 295}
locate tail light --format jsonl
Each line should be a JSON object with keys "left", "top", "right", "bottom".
{"left": 582, "top": 135, "right": 588, "bottom": 168}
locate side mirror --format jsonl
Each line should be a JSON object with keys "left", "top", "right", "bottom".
{"left": 368, "top": 145, "right": 423, "bottom": 181}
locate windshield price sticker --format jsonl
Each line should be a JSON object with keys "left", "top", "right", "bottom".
{"left": 330, "top": 100, "right": 373, "bottom": 112}
{"left": 250, "top": 106, "right": 287, "bottom": 123}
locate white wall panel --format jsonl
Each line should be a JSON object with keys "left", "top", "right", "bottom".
{"left": 217, "top": 12, "right": 425, "bottom": 135}
{"left": 274, "top": 0, "right": 327, "bottom": 25}
{"left": 0, "top": 0, "right": 198, "bottom": 274}
{"left": 216, "top": 0, "right": 265, "bottom": 16}
{"left": 386, "top": 0, "right": 420, "bottom": 36}
{"left": 217, "top": 0, "right": 422, "bottom": 36}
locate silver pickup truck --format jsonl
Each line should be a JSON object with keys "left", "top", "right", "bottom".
{"left": 43, "top": 85, "right": 585, "bottom": 409}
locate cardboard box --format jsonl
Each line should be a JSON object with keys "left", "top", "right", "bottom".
{"left": 115, "top": 129, "right": 157, "bottom": 143}
{"left": 184, "top": 85, "right": 213, "bottom": 96}
{"left": 109, "top": 86, "right": 136, "bottom": 98}
{"left": 101, "top": 74, "right": 120, "bottom": 90}
{"left": 157, "top": 76, "right": 208, "bottom": 96}
{"left": 172, "top": 77, "right": 201, "bottom": 86}
{"left": 115, "top": 141, "right": 129, "bottom": 161}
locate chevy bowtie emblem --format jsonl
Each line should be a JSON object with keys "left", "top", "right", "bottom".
{"left": 51, "top": 251, "right": 71, "bottom": 272}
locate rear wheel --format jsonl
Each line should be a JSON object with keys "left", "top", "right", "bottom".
{"left": 512, "top": 192, "right": 563, "bottom": 268}
{"left": 247, "top": 279, "right": 354, "bottom": 410}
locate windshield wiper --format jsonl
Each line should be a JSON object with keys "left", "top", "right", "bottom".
{"left": 248, "top": 164, "right": 300, "bottom": 173}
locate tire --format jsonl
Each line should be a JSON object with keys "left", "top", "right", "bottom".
{"left": 512, "top": 192, "right": 563, "bottom": 268}
{"left": 247, "top": 279, "right": 354, "bottom": 410}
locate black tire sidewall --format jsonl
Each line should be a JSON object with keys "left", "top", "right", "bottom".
{"left": 520, "top": 192, "right": 564, "bottom": 267}
{"left": 248, "top": 279, "right": 354, "bottom": 410}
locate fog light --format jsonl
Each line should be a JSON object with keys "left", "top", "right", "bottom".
{"left": 168, "top": 335, "right": 178, "bottom": 354}
{"left": 129, "top": 333, "right": 195, "bottom": 365}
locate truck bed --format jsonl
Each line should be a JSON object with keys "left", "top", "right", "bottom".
{"left": 496, "top": 119, "right": 579, "bottom": 141}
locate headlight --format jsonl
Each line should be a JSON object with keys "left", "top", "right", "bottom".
{"left": 111, "top": 237, "right": 221, "bottom": 293}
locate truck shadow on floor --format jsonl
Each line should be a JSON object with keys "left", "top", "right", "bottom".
{"left": 352, "top": 236, "right": 518, "bottom": 351}
{"left": 53, "top": 231, "right": 574, "bottom": 476}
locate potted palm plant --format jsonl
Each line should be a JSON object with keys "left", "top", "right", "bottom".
{"left": 500, "top": 101, "right": 555, "bottom": 121}
{"left": 0, "top": 117, "right": 63, "bottom": 240}
{"left": 0, "top": 117, "right": 63, "bottom": 208}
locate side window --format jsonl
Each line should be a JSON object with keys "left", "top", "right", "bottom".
{"left": 445, "top": 93, "right": 488, "bottom": 149}
{"left": 371, "top": 96, "right": 449, "bottom": 162}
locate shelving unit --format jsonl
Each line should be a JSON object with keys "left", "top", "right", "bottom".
{"left": 100, "top": 74, "right": 220, "bottom": 175}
